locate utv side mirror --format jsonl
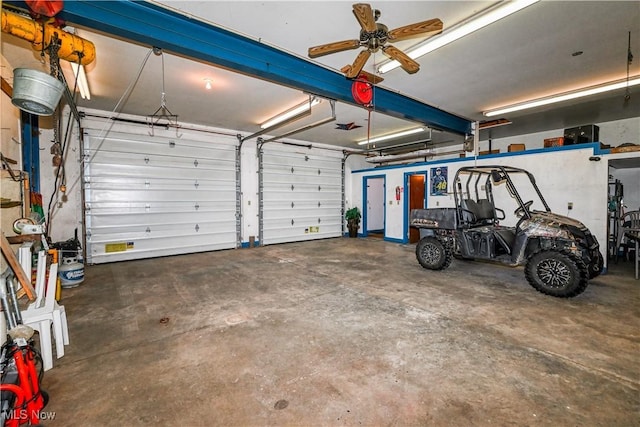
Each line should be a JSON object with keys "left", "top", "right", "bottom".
{"left": 491, "top": 170, "right": 505, "bottom": 183}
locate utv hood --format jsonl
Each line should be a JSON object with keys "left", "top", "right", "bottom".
{"left": 520, "top": 211, "right": 590, "bottom": 240}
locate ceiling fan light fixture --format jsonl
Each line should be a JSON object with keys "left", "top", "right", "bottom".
{"left": 260, "top": 97, "right": 322, "bottom": 129}
{"left": 378, "top": 0, "right": 539, "bottom": 74}
{"left": 357, "top": 127, "right": 425, "bottom": 145}
{"left": 483, "top": 76, "right": 640, "bottom": 116}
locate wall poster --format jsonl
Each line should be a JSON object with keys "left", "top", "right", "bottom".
{"left": 430, "top": 166, "right": 448, "bottom": 196}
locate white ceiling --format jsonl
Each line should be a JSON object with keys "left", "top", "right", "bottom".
{"left": 2, "top": 1, "right": 639, "bottom": 151}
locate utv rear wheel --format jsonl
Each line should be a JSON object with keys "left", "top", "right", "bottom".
{"left": 416, "top": 236, "right": 452, "bottom": 270}
{"left": 525, "top": 250, "right": 588, "bottom": 298}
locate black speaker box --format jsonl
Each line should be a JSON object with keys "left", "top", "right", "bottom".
{"left": 563, "top": 125, "right": 599, "bottom": 144}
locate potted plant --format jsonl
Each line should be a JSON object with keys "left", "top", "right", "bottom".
{"left": 345, "top": 207, "right": 361, "bottom": 238}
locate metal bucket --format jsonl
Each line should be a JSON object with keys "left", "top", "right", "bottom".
{"left": 11, "top": 68, "right": 64, "bottom": 116}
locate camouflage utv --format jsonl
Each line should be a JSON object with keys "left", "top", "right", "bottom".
{"left": 411, "top": 165, "right": 603, "bottom": 298}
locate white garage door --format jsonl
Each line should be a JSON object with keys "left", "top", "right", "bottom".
{"left": 259, "top": 144, "right": 343, "bottom": 245}
{"left": 83, "top": 125, "right": 238, "bottom": 264}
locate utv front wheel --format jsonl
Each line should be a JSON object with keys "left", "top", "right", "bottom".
{"left": 588, "top": 251, "right": 604, "bottom": 279}
{"left": 416, "top": 236, "right": 452, "bottom": 270}
{"left": 525, "top": 250, "right": 588, "bottom": 298}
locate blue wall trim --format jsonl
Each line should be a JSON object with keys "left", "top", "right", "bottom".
{"left": 383, "top": 237, "right": 405, "bottom": 244}
{"left": 3, "top": 0, "right": 472, "bottom": 136}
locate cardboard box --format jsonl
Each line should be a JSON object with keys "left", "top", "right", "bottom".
{"left": 479, "top": 149, "right": 500, "bottom": 156}
{"left": 507, "top": 144, "right": 525, "bottom": 152}
{"left": 544, "top": 137, "right": 565, "bottom": 147}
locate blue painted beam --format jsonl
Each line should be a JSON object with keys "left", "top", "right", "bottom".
{"left": 20, "top": 111, "right": 39, "bottom": 193}
{"left": 5, "top": 0, "right": 472, "bottom": 135}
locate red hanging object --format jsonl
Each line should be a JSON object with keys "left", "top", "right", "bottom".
{"left": 351, "top": 78, "right": 373, "bottom": 106}
{"left": 26, "top": 0, "right": 64, "bottom": 17}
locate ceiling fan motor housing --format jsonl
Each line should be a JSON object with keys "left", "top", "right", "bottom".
{"left": 360, "top": 23, "right": 389, "bottom": 51}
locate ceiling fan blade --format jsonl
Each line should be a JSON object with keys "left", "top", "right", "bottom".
{"left": 388, "top": 18, "right": 443, "bottom": 42}
{"left": 345, "top": 50, "right": 371, "bottom": 79}
{"left": 341, "top": 65, "right": 385, "bottom": 84}
{"left": 381, "top": 45, "right": 420, "bottom": 74}
{"left": 308, "top": 39, "right": 361, "bottom": 58}
{"left": 352, "top": 3, "right": 377, "bottom": 32}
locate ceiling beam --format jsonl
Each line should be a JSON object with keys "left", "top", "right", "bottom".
{"left": 5, "top": 0, "right": 472, "bottom": 135}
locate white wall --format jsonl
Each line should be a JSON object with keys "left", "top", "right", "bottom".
{"left": 351, "top": 144, "right": 611, "bottom": 264}
{"left": 38, "top": 111, "right": 83, "bottom": 242}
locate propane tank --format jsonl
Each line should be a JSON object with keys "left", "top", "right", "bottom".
{"left": 58, "top": 256, "right": 84, "bottom": 288}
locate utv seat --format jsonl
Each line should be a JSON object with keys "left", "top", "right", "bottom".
{"left": 476, "top": 199, "right": 496, "bottom": 223}
{"left": 460, "top": 199, "right": 482, "bottom": 226}
{"left": 461, "top": 198, "right": 496, "bottom": 227}
{"left": 494, "top": 228, "right": 516, "bottom": 255}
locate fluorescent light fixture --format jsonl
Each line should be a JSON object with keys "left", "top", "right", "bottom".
{"left": 260, "top": 97, "right": 321, "bottom": 129}
{"left": 484, "top": 76, "right": 640, "bottom": 117}
{"left": 378, "top": 0, "right": 539, "bottom": 74}
{"left": 70, "top": 62, "right": 90, "bottom": 100}
{"left": 357, "top": 127, "right": 425, "bottom": 145}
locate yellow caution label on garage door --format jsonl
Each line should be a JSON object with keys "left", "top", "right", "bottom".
{"left": 105, "top": 242, "right": 134, "bottom": 253}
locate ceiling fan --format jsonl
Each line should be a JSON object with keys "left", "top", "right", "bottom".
{"left": 308, "top": 3, "right": 443, "bottom": 79}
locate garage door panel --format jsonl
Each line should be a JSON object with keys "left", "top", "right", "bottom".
{"left": 85, "top": 200, "right": 234, "bottom": 215}
{"left": 88, "top": 209, "right": 235, "bottom": 228}
{"left": 86, "top": 150, "right": 235, "bottom": 171}
{"left": 263, "top": 217, "right": 341, "bottom": 231}
{"left": 88, "top": 221, "right": 236, "bottom": 240}
{"left": 88, "top": 234, "right": 235, "bottom": 264}
{"left": 262, "top": 199, "right": 341, "bottom": 210}
{"left": 85, "top": 175, "right": 233, "bottom": 190}
{"left": 262, "top": 192, "right": 341, "bottom": 202}
{"left": 84, "top": 126, "right": 237, "bottom": 263}
{"left": 85, "top": 166, "right": 234, "bottom": 184}
{"left": 86, "top": 188, "right": 235, "bottom": 203}
{"left": 85, "top": 134, "right": 235, "bottom": 159}
{"left": 260, "top": 145, "right": 343, "bottom": 245}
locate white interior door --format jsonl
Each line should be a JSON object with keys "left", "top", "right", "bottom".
{"left": 366, "top": 177, "right": 385, "bottom": 232}
{"left": 83, "top": 123, "right": 237, "bottom": 263}
{"left": 260, "top": 145, "right": 343, "bottom": 245}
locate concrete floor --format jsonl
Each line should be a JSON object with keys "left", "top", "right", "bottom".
{"left": 41, "top": 238, "right": 638, "bottom": 426}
